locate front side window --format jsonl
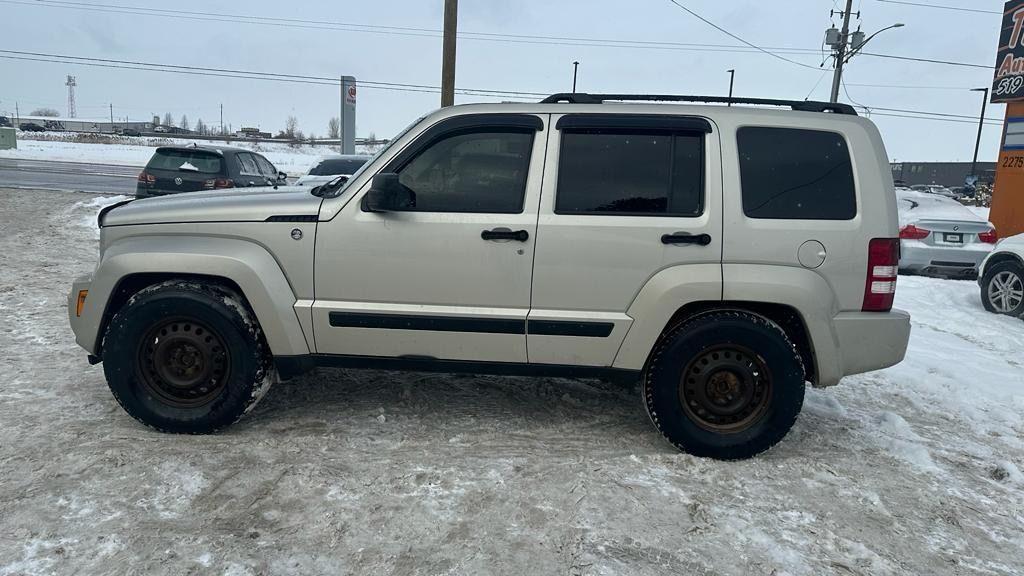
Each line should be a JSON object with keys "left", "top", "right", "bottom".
{"left": 254, "top": 155, "right": 278, "bottom": 178}
{"left": 395, "top": 130, "right": 534, "bottom": 213}
{"left": 738, "top": 127, "right": 856, "bottom": 220}
{"left": 556, "top": 130, "right": 704, "bottom": 216}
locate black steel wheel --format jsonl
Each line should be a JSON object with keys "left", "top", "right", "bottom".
{"left": 679, "top": 344, "right": 773, "bottom": 434}
{"left": 102, "top": 280, "right": 274, "bottom": 433}
{"left": 644, "top": 311, "right": 805, "bottom": 460}
{"left": 137, "top": 317, "right": 231, "bottom": 408}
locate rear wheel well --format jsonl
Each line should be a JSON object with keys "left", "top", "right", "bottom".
{"left": 985, "top": 252, "right": 1024, "bottom": 273}
{"left": 654, "top": 301, "right": 818, "bottom": 385}
{"left": 96, "top": 273, "right": 250, "bottom": 357}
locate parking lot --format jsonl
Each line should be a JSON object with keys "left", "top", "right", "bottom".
{"left": 1, "top": 187, "right": 1023, "bottom": 576}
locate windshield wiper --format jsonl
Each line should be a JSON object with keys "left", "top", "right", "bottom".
{"left": 309, "top": 175, "right": 349, "bottom": 198}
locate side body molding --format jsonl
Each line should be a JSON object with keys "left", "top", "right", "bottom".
{"left": 80, "top": 236, "right": 310, "bottom": 357}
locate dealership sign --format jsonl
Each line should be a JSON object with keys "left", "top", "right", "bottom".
{"left": 994, "top": 1, "right": 1024, "bottom": 102}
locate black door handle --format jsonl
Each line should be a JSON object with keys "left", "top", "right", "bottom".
{"left": 481, "top": 228, "right": 529, "bottom": 242}
{"left": 661, "top": 232, "right": 712, "bottom": 246}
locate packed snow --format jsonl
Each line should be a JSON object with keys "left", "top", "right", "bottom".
{"left": 0, "top": 188, "right": 1022, "bottom": 575}
{"left": 0, "top": 133, "right": 379, "bottom": 176}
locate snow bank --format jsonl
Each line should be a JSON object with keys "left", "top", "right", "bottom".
{"left": 0, "top": 134, "right": 374, "bottom": 177}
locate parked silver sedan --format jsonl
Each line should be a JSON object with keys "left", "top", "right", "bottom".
{"left": 897, "top": 188, "right": 997, "bottom": 278}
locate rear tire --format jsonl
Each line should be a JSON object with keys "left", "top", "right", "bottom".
{"left": 102, "top": 280, "right": 275, "bottom": 433}
{"left": 643, "top": 311, "right": 805, "bottom": 460}
{"left": 981, "top": 260, "right": 1024, "bottom": 317}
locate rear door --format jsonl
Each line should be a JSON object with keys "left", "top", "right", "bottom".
{"left": 529, "top": 113, "right": 723, "bottom": 366}
{"left": 145, "top": 148, "right": 224, "bottom": 194}
{"left": 235, "top": 153, "right": 267, "bottom": 187}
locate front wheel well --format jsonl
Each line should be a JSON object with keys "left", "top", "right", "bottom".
{"left": 654, "top": 301, "right": 818, "bottom": 386}
{"left": 96, "top": 273, "right": 251, "bottom": 357}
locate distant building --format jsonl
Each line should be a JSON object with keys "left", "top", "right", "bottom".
{"left": 891, "top": 162, "right": 997, "bottom": 188}
{"left": 14, "top": 115, "right": 154, "bottom": 134}
{"left": 236, "top": 127, "right": 271, "bottom": 139}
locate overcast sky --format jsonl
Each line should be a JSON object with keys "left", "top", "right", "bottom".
{"left": 0, "top": 0, "right": 1008, "bottom": 162}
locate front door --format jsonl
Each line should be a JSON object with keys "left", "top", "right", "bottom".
{"left": 312, "top": 114, "right": 547, "bottom": 362}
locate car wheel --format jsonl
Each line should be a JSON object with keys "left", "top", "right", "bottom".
{"left": 981, "top": 260, "right": 1024, "bottom": 317}
{"left": 102, "top": 280, "right": 275, "bottom": 433}
{"left": 643, "top": 311, "right": 805, "bottom": 460}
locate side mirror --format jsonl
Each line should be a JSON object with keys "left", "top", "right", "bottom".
{"left": 364, "top": 173, "right": 415, "bottom": 212}
{"left": 277, "top": 171, "right": 288, "bottom": 181}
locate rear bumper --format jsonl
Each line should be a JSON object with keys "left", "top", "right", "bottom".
{"left": 899, "top": 241, "right": 992, "bottom": 277}
{"left": 832, "top": 309, "right": 911, "bottom": 380}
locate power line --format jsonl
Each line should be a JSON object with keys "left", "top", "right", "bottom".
{"left": 859, "top": 51, "right": 994, "bottom": 69}
{"left": 846, "top": 82, "right": 982, "bottom": 90}
{"left": 665, "top": 0, "right": 824, "bottom": 71}
{"left": 0, "top": 49, "right": 546, "bottom": 99}
{"left": 874, "top": 0, "right": 1002, "bottom": 15}
{"left": 0, "top": 0, "right": 823, "bottom": 57}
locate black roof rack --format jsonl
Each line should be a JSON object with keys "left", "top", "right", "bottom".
{"left": 539, "top": 93, "right": 857, "bottom": 116}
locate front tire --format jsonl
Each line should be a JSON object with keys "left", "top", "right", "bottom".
{"left": 102, "top": 280, "right": 275, "bottom": 433}
{"left": 981, "top": 260, "right": 1024, "bottom": 317}
{"left": 643, "top": 311, "right": 805, "bottom": 460}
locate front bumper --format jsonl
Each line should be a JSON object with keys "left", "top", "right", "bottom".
{"left": 833, "top": 309, "right": 911, "bottom": 379}
{"left": 899, "top": 240, "right": 992, "bottom": 277}
{"left": 67, "top": 274, "right": 97, "bottom": 355}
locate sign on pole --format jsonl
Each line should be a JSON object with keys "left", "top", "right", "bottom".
{"left": 340, "top": 76, "right": 356, "bottom": 154}
{"left": 993, "top": 2, "right": 1024, "bottom": 102}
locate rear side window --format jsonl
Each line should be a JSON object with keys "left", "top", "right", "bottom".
{"left": 146, "top": 150, "right": 222, "bottom": 174}
{"left": 556, "top": 131, "right": 704, "bottom": 216}
{"left": 738, "top": 127, "right": 856, "bottom": 220}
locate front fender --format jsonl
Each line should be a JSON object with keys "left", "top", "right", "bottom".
{"left": 75, "top": 236, "right": 310, "bottom": 357}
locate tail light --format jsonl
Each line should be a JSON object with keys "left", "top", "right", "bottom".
{"left": 137, "top": 171, "right": 156, "bottom": 185}
{"left": 203, "top": 178, "right": 234, "bottom": 189}
{"left": 898, "top": 224, "right": 930, "bottom": 240}
{"left": 979, "top": 229, "right": 998, "bottom": 244}
{"left": 863, "top": 238, "right": 899, "bottom": 312}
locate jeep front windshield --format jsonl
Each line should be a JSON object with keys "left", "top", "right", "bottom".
{"left": 314, "top": 114, "right": 427, "bottom": 198}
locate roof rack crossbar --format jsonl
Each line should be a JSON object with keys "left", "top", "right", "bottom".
{"left": 539, "top": 93, "right": 857, "bottom": 115}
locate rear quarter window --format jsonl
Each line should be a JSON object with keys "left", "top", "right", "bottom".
{"left": 147, "top": 150, "right": 223, "bottom": 174}
{"left": 737, "top": 127, "right": 856, "bottom": 220}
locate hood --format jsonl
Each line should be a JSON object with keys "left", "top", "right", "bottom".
{"left": 102, "top": 186, "right": 322, "bottom": 226}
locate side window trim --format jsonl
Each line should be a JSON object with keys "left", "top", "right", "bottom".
{"left": 553, "top": 127, "right": 707, "bottom": 217}
{"left": 383, "top": 114, "right": 543, "bottom": 174}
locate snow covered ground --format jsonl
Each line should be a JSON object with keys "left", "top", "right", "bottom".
{"left": 1, "top": 188, "right": 1023, "bottom": 575}
{"left": 0, "top": 134, "right": 375, "bottom": 176}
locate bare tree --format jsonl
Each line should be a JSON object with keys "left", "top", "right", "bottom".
{"left": 195, "top": 118, "right": 206, "bottom": 135}
{"left": 30, "top": 108, "right": 60, "bottom": 117}
{"left": 284, "top": 115, "right": 299, "bottom": 138}
{"left": 180, "top": 115, "right": 190, "bottom": 131}
{"left": 327, "top": 117, "right": 340, "bottom": 139}
{"left": 163, "top": 112, "right": 174, "bottom": 127}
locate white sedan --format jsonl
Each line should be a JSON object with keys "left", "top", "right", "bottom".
{"left": 896, "top": 188, "right": 997, "bottom": 278}
{"left": 979, "top": 233, "right": 1024, "bottom": 317}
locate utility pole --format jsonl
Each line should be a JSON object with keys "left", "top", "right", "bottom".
{"left": 220, "top": 103, "right": 224, "bottom": 136}
{"left": 15, "top": 102, "right": 19, "bottom": 127}
{"left": 572, "top": 61, "right": 580, "bottom": 93}
{"left": 830, "top": 0, "right": 854, "bottom": 104}
{"left": 440, "top": 0, "right": 458, "bottom": 107}
{"left": 970, "top": 87, "right": 989, "bottom": 181}
{"left": 727, "top": 69, "right": 735, "bottom": 105}
{"left": 109, "top": 103, "right": 114, "bottom": 127}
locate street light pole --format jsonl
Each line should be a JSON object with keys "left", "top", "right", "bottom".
{"left": 572, "top": 61, "right": 580, "bottom": 93}
{"left": 971, "top": 87, "right": 989, "bottom": 181}
{"left": 727, "top": 69, "right": 735, "bottom": 105}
